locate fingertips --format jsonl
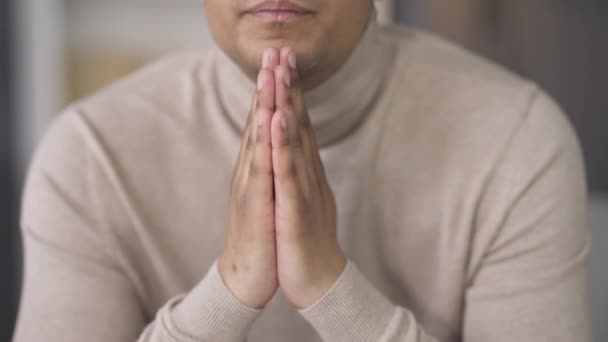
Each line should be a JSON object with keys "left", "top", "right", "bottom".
{"left": 256, "top": 48, "right": 279, "bottom": 112}
{"left": 263, "top": 47, "right": 280, "bottom": 70}
{"left": 280, "top": 47, "right": 296, "bottom": 70}
{"left": 280, "top": 47, "right": 299, "bottom": 80}
{"left": 275, "top": 48, "right": 304, "bottom": 114}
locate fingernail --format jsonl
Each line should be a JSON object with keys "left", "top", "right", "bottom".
{"left": 257, "top": 72, "right": 265, "bottom": 91}
{"left": 288, "top": 52, "right": 296, "bottom": 70}
{"left": 283, "top": 68, "right": 290, "bottom": 87}
{"left": 280, "top": 115, "right": 287, "bottom": 130}
{"left": 257, "top": 112, "right": 264, "bottom": 126}
{"left": 262, "top": 50, "right": 270, "bottom": 68}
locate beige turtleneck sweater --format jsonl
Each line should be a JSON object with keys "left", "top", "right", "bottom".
{"left": 14, "top": 17, "right": 591, "bottom": 342}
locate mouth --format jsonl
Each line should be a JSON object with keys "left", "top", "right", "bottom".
{"left": 243, "top": 1, "right": 315, "bottom": 22}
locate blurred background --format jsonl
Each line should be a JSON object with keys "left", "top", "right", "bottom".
{"left": 0, "top": 1, "right": 606, "bottom": 340}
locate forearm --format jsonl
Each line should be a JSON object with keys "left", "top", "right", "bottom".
{"left": 138, "top": 262, "right": 261, "bottom": 342}
{"left": 15, "top": 233, "right": 259, "bottom": 342}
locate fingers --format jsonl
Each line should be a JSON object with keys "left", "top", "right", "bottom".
{"left": 272, "top": 49, "right": 322, "bottom": 201}
{"left": 233, "top": 48, "right": 279, "bottom": 194}
{"left": 242, "top": 48, "right": 279, "bottom": 193}
{"left": 250, "top": 48, "right": 279, "bottom": 147}
{"left": 280, "top": 46, "right": 300, "bottom": 89}
{"left": 271, "top": 110, "right": 301, "bottom": 201}
{"left": 274, "top": 48, "right": 308, "bottom": 150}
{"left": 274, "top": 65, "right": 291, "bottom": 112}
{"left": 246, "top": 108, "right": 274, "bottom": 202}
{"left": 250, "top": 68, "right": 275, "bottom": 150}
{"left": 264, "top": 47, "right": 280, "bottom": 72}
{"left": 256, "top": 48, "right": 279, "bottom": 112}
{"left": 275, "top": 48, "right": 305, "bottom": 116}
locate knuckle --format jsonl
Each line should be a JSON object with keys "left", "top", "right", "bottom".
{"left": 279, "top": 162, "right": 297, "bottom": 180}
{"left": 249, "top": 161, "right": 271, "bottom": 178}
{"left": 282, "top": 128, "right": 301, "bottom": 149}
{"left": 280, "top": 132, "right": 291, "bottom": 146}
{"left": 256, "top": 128, "right": 266, "bottom": 144}
{"left": 249, "top": 163, "right": 261, "bottom": 177}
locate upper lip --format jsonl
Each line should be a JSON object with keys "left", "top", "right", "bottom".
{"left": 244, "top": 1, "right": 314, "bottom": 14}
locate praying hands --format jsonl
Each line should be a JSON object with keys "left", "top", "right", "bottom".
{"left": 218, "top": 47, "right": 347, "bottom": 310}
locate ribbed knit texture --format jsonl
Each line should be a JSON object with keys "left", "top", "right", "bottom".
{"left": 165, "top": 262, "right": 260, "bottom": 341}
{"left": 300, "top": 261, "right": 398, "bottom": 341}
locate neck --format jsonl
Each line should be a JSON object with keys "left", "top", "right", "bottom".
{"left": 212, "top": 14, "right": 395, "bottom": 147}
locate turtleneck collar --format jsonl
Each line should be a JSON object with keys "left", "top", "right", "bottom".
{"left": 213, "top": 12, "right": 395, "bottom": 147}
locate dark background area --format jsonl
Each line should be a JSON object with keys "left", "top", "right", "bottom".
{"left": 1, "top": 0, "right": 19, "bottom": 340}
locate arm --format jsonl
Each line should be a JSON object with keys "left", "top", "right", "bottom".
{"left": 293, "top": 90, "right": 591, "bottom": 341}
{"left": 268, "top": 48, "right": 440, "bottom": 341}
{"left": 13, "top": 111, "right": 261, "bottom": 342}
{"left": 300, "top": 261, "right": 438, "bottom": 341}
{"left": 462, "top": 90, "right": 592, "bottom": 341}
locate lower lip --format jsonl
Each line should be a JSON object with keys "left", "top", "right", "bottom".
{"left": 248, "top": 10, "right": 313, "bottom": 22}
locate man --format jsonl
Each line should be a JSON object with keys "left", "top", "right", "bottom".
{"left": 13, "top": 1, "right": 592, "bottom": 341}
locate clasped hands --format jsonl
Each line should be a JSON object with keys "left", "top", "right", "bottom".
{"left": 218, "top": 47, "right": 347, "bottom": 310}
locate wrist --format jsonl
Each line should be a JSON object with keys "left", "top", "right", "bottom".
{"left": 169, "top": 261, "right": 262, "bottom": 341}
{"left": 293, "top": 251, "right": 348, "bottom": 309}
{"left": 217, "top": 256, "right": 275, "bottom": 309}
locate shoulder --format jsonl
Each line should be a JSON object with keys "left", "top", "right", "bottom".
{"left": 73, "top": 47, "right": 214, "bottom": 122}
{"left": 380, "top": 23, "right": 528, "bottom": 94}
{"left": 23, "top": 47, "right": 218, "bottom": 221}
{"left": 376, "top": 23, "right": 578, "bottom": 168}
{"left": 45, "top": 47, "right": 222, "bottom": 169}
{"left": 379, "top": 23, "right": 536, "bottom": 123}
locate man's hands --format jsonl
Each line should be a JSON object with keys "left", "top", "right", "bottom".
{"left": 219, "top": 47, "right": 347, "bottom": 310}
{"left": 271, "top": 48, "right": 347, "bottom": 309}
{"left": 218, "top": 49, "right": 280, "bottom": 309}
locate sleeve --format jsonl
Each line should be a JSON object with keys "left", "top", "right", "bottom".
{"left": 298, "top": 90, "right": 592, "bottom": 342}
{"left": 462, "top": 90, "right": 592, "bottom": 341}
{"left": 300, "top": 261, "right": 439, "bottom": 342}
{"left": 13, "top": 110, "right": 261, "bottom": 342}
